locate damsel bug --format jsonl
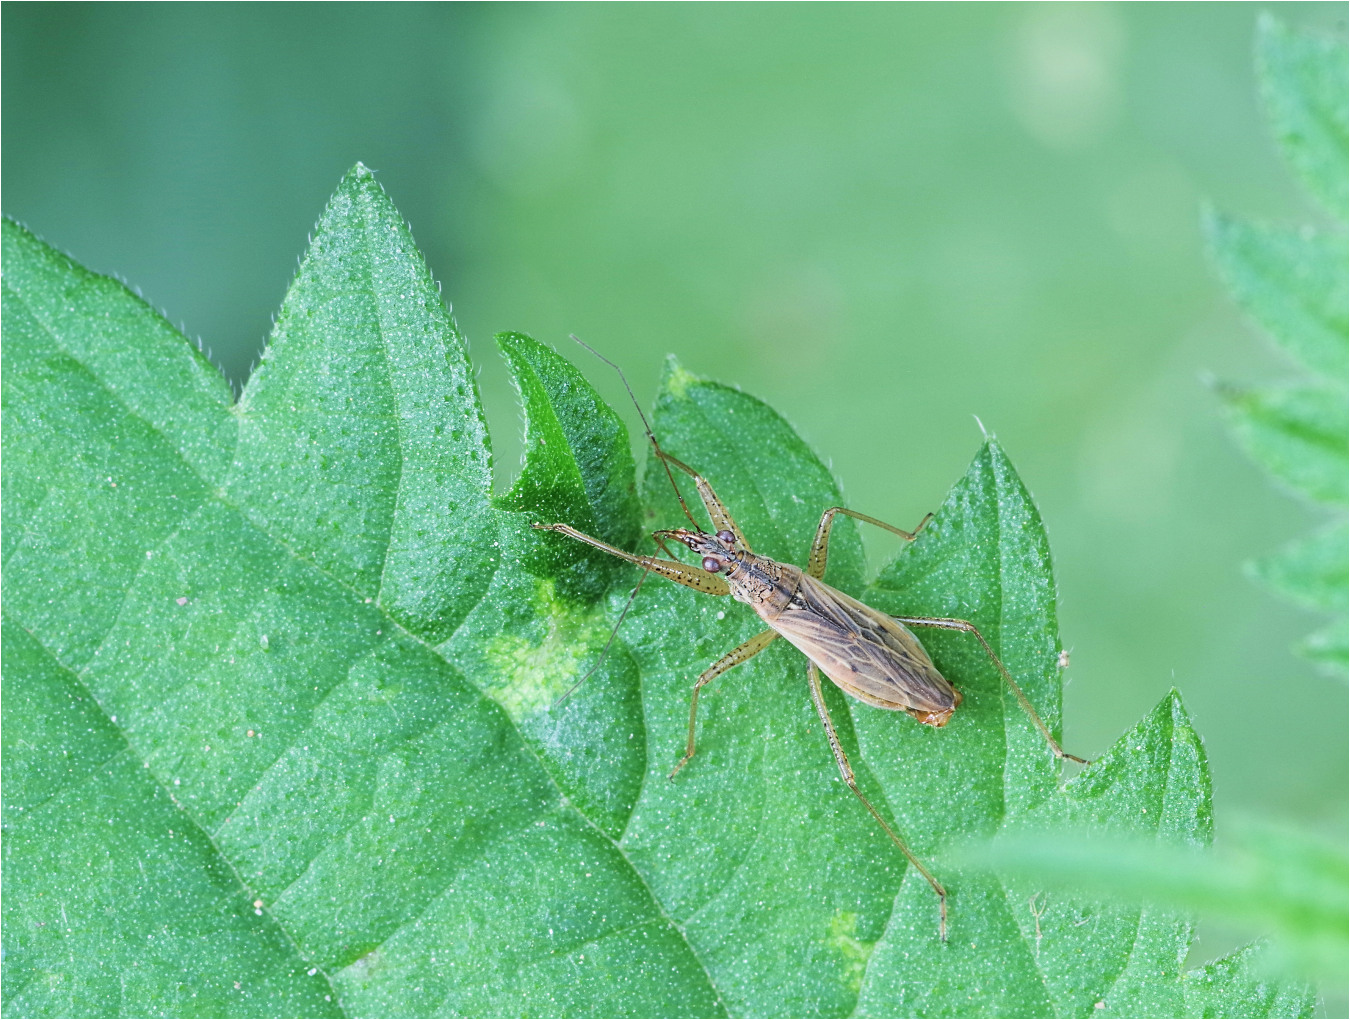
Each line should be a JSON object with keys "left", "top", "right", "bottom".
{"left": 533, "top": 340, "right": 1085, "bottom": 940}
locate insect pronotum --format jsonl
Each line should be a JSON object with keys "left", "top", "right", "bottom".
{"left": 533, "top": 339, "right": 1085, "bottom": 941}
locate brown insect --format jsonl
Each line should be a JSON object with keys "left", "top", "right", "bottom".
{"left": 533, "top": 341, "right": 1085, "bottom": 940}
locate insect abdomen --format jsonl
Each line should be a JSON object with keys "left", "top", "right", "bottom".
{"left": 764, "top": 572, "right": 959, "bottom": 721}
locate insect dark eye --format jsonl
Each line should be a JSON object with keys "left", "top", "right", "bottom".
{"left": 702, "top": 556, "right": 723, "bottom": 573}
{"left": 716, "top": 530, "right": 735, "bottom": 544}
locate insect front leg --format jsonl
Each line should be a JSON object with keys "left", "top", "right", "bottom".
{"left": 531, "top": 523, "right": 730, "bottom": 596}
{"left": 806, "top": 663, "right": 948, "bottom": 941}
{"left": 807, "top": 508, "right": 934, "bottom": 580}
{"left": 668, "top": 629, "right": 778, "bottom": 780}
{"left": 891, "top": 615, "right": 1088, "bottom": 764}
{"left": 565, "top": 334, "right": 749, "bottom": 547}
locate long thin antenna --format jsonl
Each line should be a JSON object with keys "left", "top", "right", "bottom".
{"left": 551, "top": 568, "right": 650, "bottom": 708}
{"left": 570, "top": 334, "right": 700, "bottom": 529}
{"left": 549, "top": 336, "right": 704, "bottom": 713}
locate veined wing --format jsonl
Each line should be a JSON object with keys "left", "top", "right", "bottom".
{"left": 770, "top": 571, "right": 958, "bottom": 720}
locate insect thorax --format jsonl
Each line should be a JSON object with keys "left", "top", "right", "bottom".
{"left": 726, "top": 554, "right": 798, "bottom": 614}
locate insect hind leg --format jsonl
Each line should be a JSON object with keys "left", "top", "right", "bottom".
{"left": 891, "top": 615, "right": 1088, "bottom": 764}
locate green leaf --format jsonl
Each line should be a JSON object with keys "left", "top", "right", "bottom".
{"left": 1298, "top": 616, "right": 1350, "bottom": 676}
{"left": 1218, "top": 382, "right": 1349, "bottom": 504}
{"left": 492, "top": 330, "right": 643, "bottom": 604}
{"left": 1256, "top": 14, "right": 1350, "bottom": 221}
{"left": 1184, "top": 944, "right": 1318, "bottom": 1020}
{"left": 443, "top": 331, "right": 649, "bottom": 839}
{"left": 2, "top": 170, "right": 719, "bottom": 1019}
{"left": 1248, "top": 520, "right": 1348, "bottom": 613}
{"left": 4, "top": 167, "right": 1312, "bottom": 1017}
{"left": 1251, "top": 521, "right": 1350, "bottom": 678}
{"left": 854, "top": 686, "right": 1224, "bottom": 1018}
{"left": 1207, "top": 16, "right": 1349, "bottom": 683}
{"left": 960, "top": 820, "right": 1346, "bottom": 992}
{"left": 597, "top": 370, "right": 1308, "bottom": 1017}
{"left": 223, "top": 165, "right": 496, "bottom": 645}
{"left": 1204, "top": 212, "right": 1348, "bottom": 380}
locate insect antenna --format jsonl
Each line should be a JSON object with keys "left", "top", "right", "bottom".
{"left": 551, "top": 337, "right": 701, "bottom": 712}
{"left": 551, "top": 567, "right": 651, "bottom": 708}
{"left": 570, "top": 334, "right": 702, "bottom": 531}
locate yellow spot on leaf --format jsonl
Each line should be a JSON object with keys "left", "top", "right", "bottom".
{"left": 484, "top": 578, "right": 611, "bottom": 722}
{"left": 827, "top": 910, "right": 875, "bottom": 994}
{"left": 664, "top": 361, "right": 700, "bottom": 401}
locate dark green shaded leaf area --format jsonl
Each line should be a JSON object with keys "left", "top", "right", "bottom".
{"left": 2, "top": 167, "right": 1313, "bottom": 1018}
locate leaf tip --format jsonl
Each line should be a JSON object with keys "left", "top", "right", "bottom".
{"left": 659, "top": 354, "right": 700, "bottom": 401}
{"left": 333, "top": 162, "right": 387, "bottom": 207}
{"left": 979, "top": 431, "right": 1012, "bottom": 466}
{"left": 1157, "top": 687, "right": 1200, "bottom": 741}
{"left": 494, "top": 330, "right": 537, "bottom": 359}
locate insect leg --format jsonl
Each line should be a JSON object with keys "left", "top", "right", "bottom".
{"left": 532, "top": 523, "right": 731, "bottom": 596}
{"left": 668, "top": 629, "right": 778, "bottom": 780}
{"left": 653, "top": 449, "right": 753, "bottom": 552}
{"left": 551, "top": 567, "right": 651, "bottom": 708}
{"left": 566, "top": 335, "right": 752, "bottom": 549}
{"left": 807, "top": 663, "right": 948, "bottom": 941}
{"left": 891, "top": 615, "right": 1088, "bottom": 764}
{"left": 807, "top": 508, "right": 933, "bottom": 579}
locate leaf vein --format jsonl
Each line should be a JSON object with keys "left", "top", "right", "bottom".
{"left": 3, "top": 613, "right": 349, "bottom": 1015}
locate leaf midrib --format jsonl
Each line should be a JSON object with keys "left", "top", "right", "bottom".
{"left": 2, "top": 611, "right": 346, "bottom": 1011}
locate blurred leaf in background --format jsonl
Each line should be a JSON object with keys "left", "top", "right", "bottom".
{"left": 3, "top": 168, "right": 1317, "bottom": 1017}
{"left": 1205, "top": 14, "right": 1349, "bottom": 677}
{"left": 962, "top": 820, "right": 1347, "bottom": 994}
{"left": 962, "top": 19, "right": 1350, "bottom": 1013}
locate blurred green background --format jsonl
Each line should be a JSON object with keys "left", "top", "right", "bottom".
{"left": 4, "top": 0, "right": 1344, "bottom": 909}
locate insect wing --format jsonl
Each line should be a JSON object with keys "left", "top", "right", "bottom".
{"left": 773, "top": 573, "right": 957, "bottom": 715}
